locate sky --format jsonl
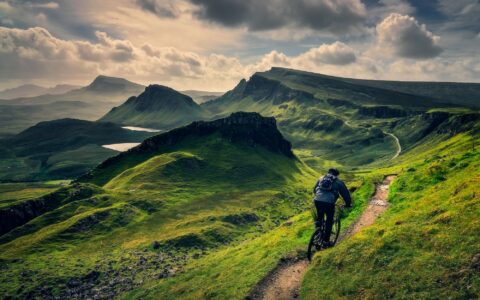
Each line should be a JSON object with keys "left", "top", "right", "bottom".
{"left": 0, "top": 0, "right": 479, "bottom": 91}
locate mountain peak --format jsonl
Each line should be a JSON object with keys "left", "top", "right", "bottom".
{"left": 126, "top": 84, "right": 198, "bottom": 111}
{"left": 85, "top": 75, "right": 144, "bottom": 93}
{"left": 99, "top": 83, "right": 207, "bottom": 129}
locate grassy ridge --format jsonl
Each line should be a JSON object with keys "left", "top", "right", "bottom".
{"left": 301, "top": 131, "right": 480, "bottom": 299}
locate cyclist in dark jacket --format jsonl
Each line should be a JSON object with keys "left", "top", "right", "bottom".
{"left": 313, "top": 168, "right": 352, "bottom": 247}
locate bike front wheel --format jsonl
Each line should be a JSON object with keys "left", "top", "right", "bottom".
{"left": 331, "top": 217, "right": 341, "bottom": 245}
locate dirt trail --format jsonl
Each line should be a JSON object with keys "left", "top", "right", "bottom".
{"left": 385, "top": 133, "right": 401, "bottom": 160}
{"left": 248, "top": 175, "right": 396, "bottom": 300}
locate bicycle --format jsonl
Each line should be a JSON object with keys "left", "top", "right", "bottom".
{"left": 307, "top": 204, "right": 344, "bottom": 261}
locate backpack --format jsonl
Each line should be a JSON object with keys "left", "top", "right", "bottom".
{"left": 318, "top": 174, "right": 337, "bottom": 192}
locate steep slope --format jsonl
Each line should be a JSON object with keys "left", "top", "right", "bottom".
{"left": 99, "top": 84, "right": 209, "bottom": 129}
{"left": 0, "top": 112, "right": 317, "bottom": 299}
{"left": 264, "top": 67, "right": 479, "bottom": 108}
{"left": 0, "top": 76, "right": 145, "bottom": 135}
{"left": 0, "top": 119, "right": 154, "bottom": 180}
{"left": 302, "top": 120, "right": 480, "bottom": 299}
{"left": 342, "top": 77, "right": 480, "bottom": 109}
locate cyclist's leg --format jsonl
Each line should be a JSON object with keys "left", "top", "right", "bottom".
{"left": 323, "top": 203, "right": 335, "bottom": 242}
{"left": 314, "top": 200, "right": 325, "bottom": 227}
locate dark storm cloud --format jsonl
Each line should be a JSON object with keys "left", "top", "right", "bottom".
{"left": 188, "top": 0, "right": 367, "bottom": 34}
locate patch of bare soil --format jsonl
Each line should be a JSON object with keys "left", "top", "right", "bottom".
{"left": 247, "top": 175, "right": 396, "bottom": 300}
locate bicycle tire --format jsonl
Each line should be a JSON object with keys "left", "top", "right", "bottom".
{"left": 307, "top": 227, "right": 322, "bottom": 261}
{"left": 331, "top": 217, "right": 341, "bottom": 245}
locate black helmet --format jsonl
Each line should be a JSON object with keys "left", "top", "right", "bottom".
{"left": 328, "top": 168, "right": 340, "bottom": 176}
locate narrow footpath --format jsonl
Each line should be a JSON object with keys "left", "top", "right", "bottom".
{"left": 248, "top": 175, "right": 396, "bottom": 300}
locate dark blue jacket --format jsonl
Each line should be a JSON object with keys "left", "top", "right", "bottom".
{"left": 313, "top": 177, "right": 352, "bottom": 206}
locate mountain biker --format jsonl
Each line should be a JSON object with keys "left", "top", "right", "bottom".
{"left": 312, "top": 168, "right": 352, "bottom": 248}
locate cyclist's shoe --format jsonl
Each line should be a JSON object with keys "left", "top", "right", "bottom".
{"left": 322, "top": 241, "right": 334, "bottom": 248}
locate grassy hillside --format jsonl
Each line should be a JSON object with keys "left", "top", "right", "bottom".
{"left": 0, "top": 119, "right": 154, "bottom": 181}
{"left": 0, "top": 112, "right": 319, "bottom": 299}
{"left": 100, "top": 85, "right": 209, "bottom": 130}
{"left": 1, "top": 68, "right": 479, "bottom": 299}
{"left": 302, "top": 122, "right": 480, "bottom": 298}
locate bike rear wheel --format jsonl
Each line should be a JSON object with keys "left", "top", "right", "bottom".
{"left": 307, "top": 227, "right": 322, "bottom": 261}
{"left": 307, "top": 217, "right": 342, "bottom": 261}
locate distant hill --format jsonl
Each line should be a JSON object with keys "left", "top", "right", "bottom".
{"left": 0, "top": 84, "right": 47, "bottom": 99}
{"left": 0, "top": 76, "right": 145, "bottom": 136}
{"left": 82, "top": 75, "right": 144, "bottom": 95}
{"left": 0, "top": 119, "right": 154, "bottom": 181}
{"left": 99, "top": 84, "right": 210, "bottom": 129}
{"left": 181, "top": 90, "right": 224, "bottom": 104}
{"left": 0, "top": 84, "right": 80, "bottom": 100}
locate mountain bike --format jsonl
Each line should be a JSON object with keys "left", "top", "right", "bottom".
{"left": 307, "top": 205, "right": 344, "bottom": 261}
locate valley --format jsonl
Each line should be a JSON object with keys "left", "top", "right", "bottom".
{"left": 0, "top": 68, "right": 478, "bottom": 299}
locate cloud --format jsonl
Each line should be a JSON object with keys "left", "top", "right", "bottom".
{"left": 298, "top": 42, "right": 357, "bottom": 65}
{"left": 25, "top": 1, "right": 59, "bottom": 9}
{"left": 136, "top": 0, "right": 179, "bottom": 18}
{"left": 0, "top": 26, "right": 478, "bottom": 92}
{"left": 174, "top": 0, "right": 367, "bottom": 34}
{"left": 376, "top": 13, "right": 443, "bottom": 59}
{"left": 0, "top": 26, "right": 247, "bottom": 90}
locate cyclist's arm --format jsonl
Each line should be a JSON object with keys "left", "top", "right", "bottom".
{"left": 338, "top": 181, "right": 352, "bottom": 207}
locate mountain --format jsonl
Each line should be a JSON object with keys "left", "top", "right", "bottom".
{"left": 181, "top": 90, "right": 224, "bottom": 104}
{"left": 0, "top": 84, "right": 81, "bottom": 100}
{"left": 263, "top": 67, "right": 480, "bottom": 108}
{"left": 0, "top": 112, "right": 316, "bottom": 299}
{"left": 341, "top": 77, "right": 480, "bottom": 109}
{"left": 82, "top": 75, "right": 144, "bottom": 95}
{"left": 46, "top": 84, "right": 81, "bottom": 95}
{"left": 0, "top": 119, "right": 154, "bottom": 181}
{"left": 0, "top": 76, "right": 145, "bottom": 136}
{"left": 99, "top": 84, "right": 210, "bottom": 129}
{"left": 0, "top": 84, "right": 48, "bottom": 99}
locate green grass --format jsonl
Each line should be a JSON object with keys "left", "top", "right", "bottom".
{"left": 301, "top": 132, "right": 480, "bottom": 299}
{"left": 0, "top": 181, "right": 68, "bottom": 209}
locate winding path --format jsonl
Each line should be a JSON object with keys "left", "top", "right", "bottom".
{"left": 343, "top": 119, "right": 401, "bottom": 160}
{"left": 385, "top": 133, "right": 401, "bottom": 160}
{"left": 248, "top": 175, "right": 397, "bottom": 300}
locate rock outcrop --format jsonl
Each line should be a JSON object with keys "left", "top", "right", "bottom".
{"left": 0, "top": 184, "right": 100, "bottom": 237}
{"left": 79, "top": 112, "right": 294, "bottom": 183}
